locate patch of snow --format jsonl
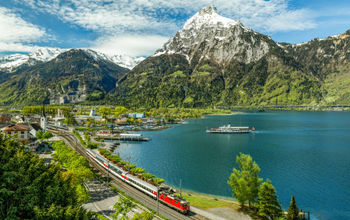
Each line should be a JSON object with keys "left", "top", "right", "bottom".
{"left": 215, "top": 36, "right": 226, "bottom": 41}
{"left": 293, "top": 42, "right": 309, "bottom": 47}
{"left": 82, "top": 49, "right": 144, "bottom": 70}
{"left": 276, "top": 43, "right": 285, "bottom": 48}
{"left": 183, "top": 6, "right": 240, "bottom": 30}
{"left": 153, "top": 51, "right": 166, "bottom": 57}
{"left": 0, "top": 47, "right": 65, "bottom": 70}
{"left": 110, "top": 55, "right": 145, "bottom": 70}
{"left": 152, "top": 5, "right": 270, "bottom": 65}
{"left": 0, "top": 48, "right": 144, "bottom": 71}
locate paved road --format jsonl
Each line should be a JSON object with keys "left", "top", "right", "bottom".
{"left": 83, "top": 179, "right": 119, "bottom": 218}
{"left": 83, "top": 179, "right": 149, "bottom": 219}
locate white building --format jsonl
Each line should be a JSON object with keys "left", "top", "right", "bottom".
{"left": 40, "top": 106, "right": 47, "bottom": 132}
{"left": 53, "top": 109, "right": 65, "bottom": 127}
{"left": 90, "top": 109, "right": 97, "bottom": 117}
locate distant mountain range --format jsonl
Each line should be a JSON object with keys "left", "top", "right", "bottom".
{"left": 1, "top": 6, "right": 350, "bottom": 106}
{"left": 0, "top": 48, "right": 144, "bottom": 71}
{"left": 0, "top": 48, "right": 64, "bottom": 72}
{"left": 0, "top": 49, "right": 130, "bottom": 105}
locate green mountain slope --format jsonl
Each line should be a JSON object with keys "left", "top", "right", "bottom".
{"left": 283, "top": 30, "right": 350, "bottom": 80}
{"left": 109, "top": 51, "right": 323, "bottom": 107}
{"left": 108, "top": 6, "right": 325, "bottom": 107}
{"left": 324, "top": 64, "right": 350, "bottom": 104}
{"left": 0, "top": 49, "right": 129, "bottom": 105}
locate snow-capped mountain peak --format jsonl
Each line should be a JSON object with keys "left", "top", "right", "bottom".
{"left": 0, "top": 47, "right": 65, "bottom": 71}
{"left": 183, "top": 5, "right": 240, "bottom": 30}
{"left": 154, "top": 5, "right": 272, "bottom": 65}
{"left": 0, "top": 48, "right": 144, "bottom": 71}
{"left": 82, "top": 49, "right": 144, "bottom": 70}
{"left": 29, "top": 48, "right": 64, "bottom": 62}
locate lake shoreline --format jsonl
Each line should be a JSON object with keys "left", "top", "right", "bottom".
{"left": 226, "top": 105, "right": 350, "bottom": 111}
{"left": 117, "top": 112, "right": 350, "bottom": 220}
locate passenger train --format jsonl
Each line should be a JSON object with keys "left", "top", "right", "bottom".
{"left": 86, "top": 149, "right": 190, "bottom": 214}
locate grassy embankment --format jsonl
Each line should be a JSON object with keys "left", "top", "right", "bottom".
{"left": 174, "top": 189, "right": 240, "bottom": 210}
{"left": 178, "top": 190, "right": 258, "bottom": 218}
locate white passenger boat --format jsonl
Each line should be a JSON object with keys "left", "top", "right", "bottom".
{"left": 206, "top": 124, "right": 254, "bottom": 133}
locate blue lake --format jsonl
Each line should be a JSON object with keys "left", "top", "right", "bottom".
{"left": 115, "top": 112, "right": 350, "bottom": 220}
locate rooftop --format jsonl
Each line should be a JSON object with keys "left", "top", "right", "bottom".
{"left": 2, "top": 124, "right": 30, "bottom": 131}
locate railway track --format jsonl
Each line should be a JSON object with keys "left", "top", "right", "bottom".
{"left": 49, "top": 128, "right": 207, "bottom": 220}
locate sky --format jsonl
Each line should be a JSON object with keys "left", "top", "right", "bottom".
{"left": 0, "top": 0, "right": 350, "bottom": 57}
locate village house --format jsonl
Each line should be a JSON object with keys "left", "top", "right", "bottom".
{"left": 0, "top": 115, "right": 11, "bottom": 125}
{"left": 2, "top": 124, "right": 30, "bottom": 141}
{"left": 128, "top": 113, "right": 145, "bottom": 119}
{"left": 29, "top": 123, "right": 42, "bottom": 137}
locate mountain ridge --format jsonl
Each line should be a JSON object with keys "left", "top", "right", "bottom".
{"left": 1, "top": 6, "right": 350, "bottom": 106}
{"left": 0, "top": 49, "right": 129, "bottom": 105}
{"left": 109, "top": 6, "right": 327, "bottom": 107}
{"left": 0, "top": 48, "right": 144, "bottom": 72}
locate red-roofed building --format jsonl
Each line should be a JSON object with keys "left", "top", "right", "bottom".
{"left": 0, "top": 116, "right": 11, "bottom": 124}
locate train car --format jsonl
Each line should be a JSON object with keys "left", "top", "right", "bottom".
{"left": 86, "top": 149, "right": 127, "bottom": 181}
{"left": 124, "top": 173, "right": 158, "bottom": 198}
{"left": 86, "top": 149, "right": 190, "bottom": 214}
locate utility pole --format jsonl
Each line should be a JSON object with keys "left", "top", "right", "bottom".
{"left": 180, "top": 179, "right": 182, "bottom": 197}
{"left": 157, "top": 186, "right": 159, "bottom": 215}
{"left": 107, "top": 160, "right": 110, "bottom": 182}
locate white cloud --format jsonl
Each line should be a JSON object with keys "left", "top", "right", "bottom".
{"left": 10, "top": 0, "right": 317, "bottom": 55}
{"left": 91, "top": 35, "right": 169, "bottom": 57}
{"left": 16, "top": 0, "right": 316, "bottom": 34}
{"left": 0, "top": 42, "right": 38, "bottom": 53}
{"left": 0, "top": 7, "right": 47, "bottom": 52}
{"left": 219, "top": 0, "right": 316, "bottom": 32}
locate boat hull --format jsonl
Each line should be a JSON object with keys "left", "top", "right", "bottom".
{"left": 206, "top": 130, "right": 251, "bottom": 134}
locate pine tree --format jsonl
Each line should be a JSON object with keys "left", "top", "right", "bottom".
{"left": 227, "top": 153, "right": 262, "bottom": 207}
{"left": 287, "top": 195, "right": 299, "bottom": 220}
{"left": 257, "top": 179, "right": 282, "bottom": 219}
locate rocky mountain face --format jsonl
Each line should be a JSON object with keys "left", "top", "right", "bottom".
{"left": 282, "top": 30, "right": 350, "bottom": 79}
{"left": 154, "top": 6, "right": 274, "bottom": 66}
{"left": 110, "top": 6, "right": 324, "bottom": 107}
{"left": 0, "top": 49, "right": 129, "bottom": 105}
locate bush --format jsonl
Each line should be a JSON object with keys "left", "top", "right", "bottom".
{"left": 36, "top": 130, "right": 53, "bottom": 140}
{"left": 153, "top": 178, "right": 165, "bottom": 186}
{"left": 42, "top": 131, "right": 53, "bottom": 139}
{"left": 36, "top": 130, "right": 43, "bottom": 139}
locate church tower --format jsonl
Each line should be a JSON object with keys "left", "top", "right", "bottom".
{"left": 40, "top": 105, "right": 47, "bottom": 132}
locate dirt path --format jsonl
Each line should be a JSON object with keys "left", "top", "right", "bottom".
{"left": 206, "top": 207, "right": 252, "bottom": 220}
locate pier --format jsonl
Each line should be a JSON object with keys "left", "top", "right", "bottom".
{"left": 95, "top": 133, "right": 150, "bottom": 142}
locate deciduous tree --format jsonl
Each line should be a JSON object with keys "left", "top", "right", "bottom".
{"left": 227, "top": 153, "right": 262, "bottom": 207}
{"left": 112, "top": 197, "right": 135, "bottom": 220}
{"left": 114, "top": 106, "right": 128, "bottom": 117}
{"left": 131, "top": 211, "right": 153, "bottom": 220}
{"left": 99, "top": 106, "right": 111, "bottom": 117}
{"left": 0, "top": 137, "right": 91, "bottom": 219}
